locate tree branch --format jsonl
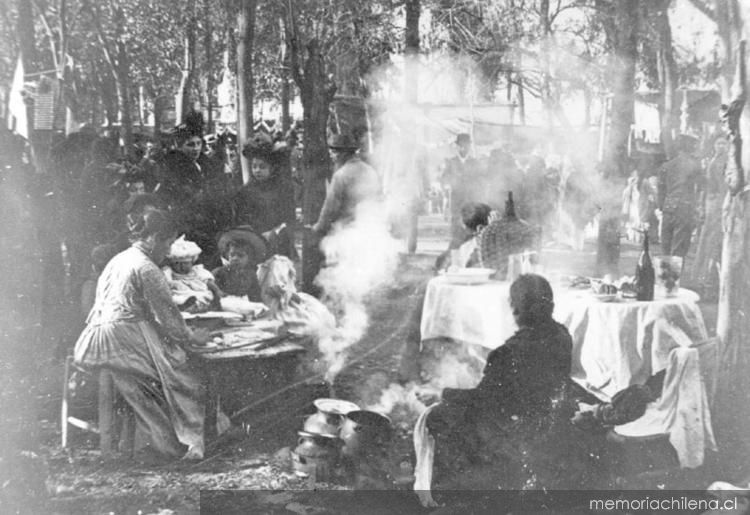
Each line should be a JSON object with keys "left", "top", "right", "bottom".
{"left": 31, "top": 0, "right": 60, "bottom": 71}
{"left": 81, "top": 0, "right": 117, "bottom": 73}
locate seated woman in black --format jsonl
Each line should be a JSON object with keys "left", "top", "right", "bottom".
{"left": 425, "top": 274, "right": 603, "bottom": 490}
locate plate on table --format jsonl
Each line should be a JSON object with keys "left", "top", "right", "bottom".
{"left": 181, "top": 310, "right": 244, "bottom": 321}
{"left": 442, "top": 267, "right": 496, "bottom": 285}
{"left": 592, "top": 293, "right": 617, "bottom": 303}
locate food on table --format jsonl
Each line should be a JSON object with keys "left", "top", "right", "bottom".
{"left": 619, "top": 282, "right": 636, "bottom": 298}
{"left": 569, "top": 276, "right": 591, "bottom": 289}
{"left": 616, "top": 276, "right": 636, "bottom": 298}
{"left": 204, "top": 328, "right": 278, "bottom": 349}
{"left": 592, "top": 282, "right": 618, "bottom": 295}
{"left": 219, "top": 295, "right": 268, "bottom": 317}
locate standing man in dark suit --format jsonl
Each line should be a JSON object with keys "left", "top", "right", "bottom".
{"left": 441, "top": 133, "right": 483, "bottom": 248}
{"left": 656, "top": 135, "right": 704, "bottom": 257}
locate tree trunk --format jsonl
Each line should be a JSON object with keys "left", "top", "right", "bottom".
{"left": 404, "top": 0, "right": 420, "bottom": 253}
{"left": 138, "top": 84, "right": 145, "bottom": 128}
{"left": 17, "top": 0, "right": 37, "bottom": 70}
{"left": 176, "top": 10, "right": 197, "bottom": 124}
{"left": 655, "top": 0, "right": 678, "bottom": 159}
{"left": 280, "top": 17, "right": 291, "bottom": 133}
{"left": 538, "top": 0, "right": 557, "bottom": 128}
{"left": 115, "top": 41, "right": 134, "bottom": 158}
{"left": 718, "top": 41, "right": 747, "bottom": 391}
{"left": 405, "top": 0, "right": 420, "bottom": 104}
{"left": 238, "top": 0, "right": 256, "bottom": 185}
{"left": 517, "top": 73, "right": 526, "bottom": 125}
{"left": 203, "top": 0, "right": 213, "bottom": 131}
{"left": 598, "top": 0, "right": 639, "bottom": 275}
{"left": 715, "top": 0, "right": 743, "bottom": 99}
{"left": 299, "top": 39, "right": 336, "bottom": 293}
{"left": 605, "top": 0, "right": 638, "bottom": 178}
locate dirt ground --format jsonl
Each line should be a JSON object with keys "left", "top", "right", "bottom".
{"left": 2, "top": 211, "right": 749, "bottom": 514}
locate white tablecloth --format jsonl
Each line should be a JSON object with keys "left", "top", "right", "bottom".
{"left": 420, "top": 277, "right": 516, "bottom": 349}
{"left": 554, "top": 288, "right": 708, "bottom": 401}
{"left": 419, "top": 278, "right": 714, "bottom": 467}
{"left": 421, "top": 278, "right": 709, "bottom": 401}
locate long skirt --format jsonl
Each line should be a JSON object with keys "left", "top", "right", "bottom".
{"left": 690, "top": 196, "right": 723, "bottom": 288}
{"left": 74, "top": 320, "right": 205, "bottom": 457}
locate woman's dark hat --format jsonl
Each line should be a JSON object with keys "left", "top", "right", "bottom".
{"left": 456, "top": 133, "right": 471, "bottom": 145}
{"left": 242, "top": 132, "right": 275, "bottom": 161}
{"left": 327, "top": 133, "right": 360, "bottom": 150}
{"left": 217, "top": 226, "right": 269, "bottom": 261}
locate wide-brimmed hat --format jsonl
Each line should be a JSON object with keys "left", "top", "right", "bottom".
{"left": 327, "top": 133, "right": 360, "bottom": 151}
{"left": 242, "top": 132, "right": 277, "bottom": 162}
{"left": 217, "top": 226, "right": 268, "bottom": 261}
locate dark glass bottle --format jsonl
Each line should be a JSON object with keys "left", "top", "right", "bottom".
{"left": 505, "top": 191, "right": 516, "bottom": 219}
{"left": 635, "top": 232, "right": 655, "bottom": 301}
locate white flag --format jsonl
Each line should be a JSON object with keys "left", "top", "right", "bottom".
{"left": 8, "top": 57, "right": 28, "bottom": 139}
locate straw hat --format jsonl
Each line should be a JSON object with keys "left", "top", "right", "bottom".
{"left": 217, "top": 226, "right": 269, "bottom": 261}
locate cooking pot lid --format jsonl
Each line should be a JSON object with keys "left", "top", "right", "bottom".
{"left": 345, "top": 410, "right": 392, "bottom": 427}
{"left": 313, "top": 398, "right": 360, "bottom": 416}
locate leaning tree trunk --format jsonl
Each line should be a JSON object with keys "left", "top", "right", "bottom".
{"left": 238, "top": 0, "right": 257, "bottom": 185}
{"left": 717, "top": 41, "right": 748, "bottom": 394}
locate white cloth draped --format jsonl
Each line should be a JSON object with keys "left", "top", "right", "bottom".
{"left": 555, "top": 289, "right": 709, "bottom": 402}
{"left": 413, "top": 404, "right": 439, "bottom": 508}
{"left": 614, "top": 345, "right": 718, "bottom": 468}
{"left": 420, "top": 278, "right": 516, "bottom": 349}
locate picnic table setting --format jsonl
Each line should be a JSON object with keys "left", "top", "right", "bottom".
{"left": 181, "top": 298, "right": 309, "bottom": 440}
{"left": 418, "top": 250, "right": 717, "bottom": 471}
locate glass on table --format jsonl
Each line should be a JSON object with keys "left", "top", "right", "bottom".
{"left": 654, "top": 255, "right": 683, "bottom": 298}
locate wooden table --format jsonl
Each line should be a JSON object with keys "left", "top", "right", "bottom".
{"left": 184, "top": 320, "right": 308, "bottom": 441}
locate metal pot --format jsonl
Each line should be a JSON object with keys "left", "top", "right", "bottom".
{"left": 291, "top": 431, "right": 342, "bottom": 482}
{"left": 339, "top": 410, "right": 393, "bottom": 459}
{"left": 303, "top": 398, "right": 360, "bottom": 437}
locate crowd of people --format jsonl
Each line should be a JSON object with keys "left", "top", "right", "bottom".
{"left": 0, "top": 111, "right": 730, "bottom": 482}
{"left": 437, "top": 131, "right": 727, "bottom": 294}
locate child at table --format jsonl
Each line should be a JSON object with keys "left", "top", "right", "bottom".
{"left": 212, "top": 227, "right": 267, "bottom": 302}
{"left": 163, "top": 235, "right": 221, "bottom": 312}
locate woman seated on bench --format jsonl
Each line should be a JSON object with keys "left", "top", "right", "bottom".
{"left": 73, "top": 207, "right": 212, "bottom": 461}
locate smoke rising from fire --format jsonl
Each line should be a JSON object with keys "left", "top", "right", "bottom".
{"left": 314, "top": 201, "right": 401, "bottom": 382}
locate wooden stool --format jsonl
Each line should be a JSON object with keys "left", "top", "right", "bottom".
{"left": 61, "top": 357, "right": 136, "bottom": 457}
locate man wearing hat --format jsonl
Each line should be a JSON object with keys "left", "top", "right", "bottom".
{"left": 656, "top": 134, "right": 704, "bottom": 257}
{"left": 441, "top": 132, "right": 482, "bottom": 248}
{"left": 310, "top": 133, "right": 381, "bottom": 236}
